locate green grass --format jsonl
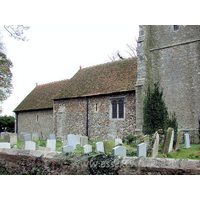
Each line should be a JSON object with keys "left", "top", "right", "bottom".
{"left": 157, "top": 144, "right": 200, "bottom": 160}
{"left": 1, "top": 138, "right": 200, "bottom": 160}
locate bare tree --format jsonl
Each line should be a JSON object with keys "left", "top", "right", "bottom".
{"left": 4, "top": 25, "right": 30, "bottom": 41}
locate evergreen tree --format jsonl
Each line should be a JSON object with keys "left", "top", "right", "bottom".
{"left": 143, "top": 82, "right": 169, "bottom": 135}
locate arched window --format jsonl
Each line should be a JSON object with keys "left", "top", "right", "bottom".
{"left": 118, "top": 100, "right": 124, "bottom": 118}
{"left": 112, "top": 100, "right": 117, "bottom": 118}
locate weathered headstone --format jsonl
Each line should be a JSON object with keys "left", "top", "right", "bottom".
{"left": 18, "top": 132, "right": 27, "bottom": 141}
{"left": 137, "top": 143, "right": 147, "bottom": 157}
{"left": 184, "top": 133, "right": 191, "bottom": 149}
{"left": 112, "top": 146, "right": 126, "bottom": 156}
{"left": 0, "top": 142, "right": 11, "bottom": 149}
{"left": 25, "top": 141, "right": 36, "bottom": 150}
{"left": 151, "top": 132, "right": 159, "bottom": 158}
{"left": 175, "top": 130, "right": 182, "bottom": 151}
{"left": 62, "top": 145, "right": 74, "bottom": 153}
{"left": 95, "top": 142, "right": 104, "bottom": 153}
{"left": 46, "top": 139, "right": 56, "bottom": 152}
{"left": 37, "top": 146, "right": 51, "bottom": 152}
{"left": 32, "top": 133, "right": 39, "bottom": 141}
{"left": 114, "top": 138, "right": 122, "bottom": 146}
{"left": 168, "top": 129, "right": 174, "bottom": 153}
{"left": 75, "top": 135, "right": 81, "bottom": 145}
{"left": 67, "top": 134, "right": 76, "bottom": 149}
{"left": 49, "top": 133, "right": 56, "bottom": 140}
{"left": 83, "top": 144, "right": 92, "bottom": 154}
{"left": 10, "top": 134, "right": 17, "bottom": 146}
{"left": 162, "top": 128, "right": 174, "bottom": 154}
{"left": 80, "top": 136, "right": 88, "bottom": 147}
{"left": 24, "top": 134, "right": 32, "bottom": 142}
{"left": 3, "top": 132, "right": 11, "bottom": 142}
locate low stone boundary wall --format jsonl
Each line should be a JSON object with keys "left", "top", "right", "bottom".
{"left": 1, "top": 148, "right": 200, "bottom": 175}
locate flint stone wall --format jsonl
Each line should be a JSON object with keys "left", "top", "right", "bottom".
{"left": 1, "top": 149, "right": 200, "bottom": 175}
{"left": 54, "top": 92, "right": 136, "bottom": 140}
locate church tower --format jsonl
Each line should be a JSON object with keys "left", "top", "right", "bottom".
{"left": 136, "top": 25, "right": 200, "bottom": 142}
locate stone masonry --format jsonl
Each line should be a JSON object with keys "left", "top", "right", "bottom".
{"left": 54, "top": 92, "right": 136, "bottom": 140}
{"left": 136, "top": 25, "right": 200, "bottom": 142}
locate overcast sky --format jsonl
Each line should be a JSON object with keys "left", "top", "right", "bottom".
{"left": 0, "top": 1, "right": 198, "bottom": 116}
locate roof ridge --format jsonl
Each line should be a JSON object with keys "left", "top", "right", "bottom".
{"left": 80, "top": 57, "right": 136, "bottom": 71}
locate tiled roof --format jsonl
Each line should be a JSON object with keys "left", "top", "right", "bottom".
{"left": 14, "top": 80, "right": 69, "bottom": 112}
{"left": 14, "top": 57, "right": 137, "bottom": 112}
{"left": 54, "top": 57, "right": 137, "bottom": 99}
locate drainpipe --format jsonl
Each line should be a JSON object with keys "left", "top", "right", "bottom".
{"left": 85, "top": 97, "right": 89, "bottom": 139}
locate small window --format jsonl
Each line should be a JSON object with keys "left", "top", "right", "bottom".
{"left": 173, "top": 25, "right": 179, "bottom": 31}
{"left": 36, "top": 114, "right": 39, "bottom": 122}
{"left": 96, "top": 104, "right": 98, "bottom": 112}
{"left": 118, "top": 100, "right": 124, "bottom": 118}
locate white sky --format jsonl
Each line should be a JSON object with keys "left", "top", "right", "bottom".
{"left": 0, "top": 0, "right": 198, "bottom": 116}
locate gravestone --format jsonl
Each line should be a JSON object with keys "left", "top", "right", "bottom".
{"left": 3, "top": 133, "right": 11, "bottom": 142}
{"left": 114, "top": 138, "right": 122, "bottom": 146}
{"left": 49, "top": 133, "right": 56, "bottom": 140}
{"left": 46, "top": 139, "right": 56, "bottom": 151}
{"left": 80, "top": 136, "right": 88, "bottom": 147}
{"left": 67, "top": 134, "right": 76, "bottom": 149}
{"left": 37, "top": 146, "right": 51, "bottom": 152}
{"left": 62, "top": 145, "right": 74, "bottom": 153}
{"left": 32, "top": 133, "right": 39, "bottom": 141}
{"left": 83, "top": 144, "right": 92, "bottom": 154}
{"left": 18, "top": 132, "right": 27, "bottom": 141}
{"left": 175, "top": 130, "right": 182, "bottom": 151}
{"left": 0, "top": 142, "right": 11, "bottom": 149}
{"left": 25, "top": 141, "right": 36, "bottom": 150}
{"left": 151, "top": 132, "right": 159, "bottom": 158}
{"left": 137, "top": 143, "right": 147, "bottom": 157}
{"left": 10, "top": 134, "right": 17, "bottom": 146}
{"left": 162, "top": 128, "right": 174, "bottom": 154}
{"left": 75, "top": 135, "right": 81, "bottom": 145}
{"left": 184, "top": 133, "right": 191, "bottom": 149}
{"left": 24, "top": 134, "right": 32, "bottom": 142}
{"left": 95, "top": 142, "right": 104, "bottom": 153}
{"left": 112, "top": 146, "right": 126, "bottom": 156}
{"left": 168, "top": 130, "right": 174, "bottom": 153}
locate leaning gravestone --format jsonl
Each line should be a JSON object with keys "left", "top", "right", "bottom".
{"left": 25, "top": 141, "right": 36, "bottom": 150}
{"left": 115, "top": 138, "right": 122, "bottom": 146}
{"left": 80, "top": 136, "right": 88, "bottom": 147}
{"left": 95, "top": 142, "right": 104, "bottom": 153}
{"left": 62, "top": 145, "right": 74, "bottom": 153}
{"left": 32, "top": 133, "right": 39, "bottom": 141}
{"left": 18, "top": 132, "right": 26, "bottom": 141}
{"left": 49, "top": 133, "right": 56, "bottom": 140}
{"left": 152, "top": 132, "right": 159, "bottom": 158}
{"left": 112, "top": 146, "right": 126, "bottom": 156}
{"left": 162, "top": 128, "right": 174, "bottom": 154}
{"left": 184, "top": 133, "right": 191, "bottom": 149}
{"left": 46, "top": 139, "right": 56, "bottom": 152}
{"left": 0, "top": 142, "right": 11, "bottom": 149}
{"left": 24, "top": 134, "right": 32, "bottom": 142}
{"left": 83, "top": 144, "right": 92, "bottom": 154}
{"left": 10, "top": 134, "right": 17, "bottom": 146}
{"left": 175, "top": 130, "right": 182, "bottom": 151}
{"left": 137, "top": 143, "right": 147, "bottom": 157}
{"left": 67, "top": 134, "right": 76, "bottom": 149}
